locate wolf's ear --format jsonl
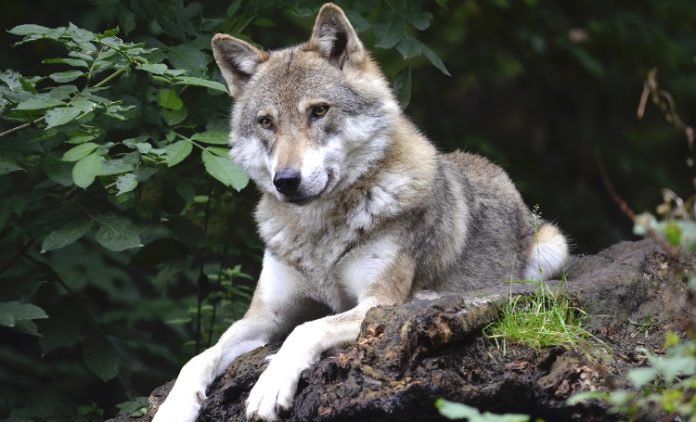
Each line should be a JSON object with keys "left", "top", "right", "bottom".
{"left": 211, "top": 34, "right": 268, "bottom": 98}
{"left": 308, "top": 3, "right": 365, "bottom": 68}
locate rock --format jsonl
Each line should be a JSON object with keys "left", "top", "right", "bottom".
{"left": 110, "top": 239, "right": 694, "bottom": 422}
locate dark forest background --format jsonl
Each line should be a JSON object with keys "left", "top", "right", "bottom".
{"left": 0, "top": 0, "right": 694, "bottom": 420}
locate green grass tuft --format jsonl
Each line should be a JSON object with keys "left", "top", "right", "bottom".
{"left": 484, "top": 279, "right": 598, "bottom": 354}
{"left": 485, "top": 207, "right": 604, "bottom": 354}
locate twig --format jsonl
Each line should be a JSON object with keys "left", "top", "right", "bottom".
{"left": 207, "top": 241, "right": 230, "bottom": 347}
{"left": 637, "top": 68, "right": 695, "bottom": 149}
{"left": 19, "top": 250, "right": 75, "bottom": 294}
{"left": 93, "top": 66, "right": 129, "bottom": 88}
{"left": 195, "top": 184, "right": 215, "bottom": 353}
{"left": 0, "top": 118, "right": 40, "bottom": 139}
{"left": 596, "top": 155, "right": 681, "bottom": 259}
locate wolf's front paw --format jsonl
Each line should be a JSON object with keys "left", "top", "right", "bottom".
{"left": 152, "top": 391, "right": 204, "bottom": 422}
{"left": 245, "top": 361, "right": 300, "bottom": 421}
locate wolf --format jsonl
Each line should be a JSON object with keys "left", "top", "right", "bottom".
{"left": 153, "top": 3, "right": 569, "bottom": 421}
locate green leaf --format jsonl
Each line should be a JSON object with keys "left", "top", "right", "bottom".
{"left": 168, "top": 44, "right": 208, "bottom": 76}
{"left": 49, "top": 70, "right": 83, "bottom": 83}
{"left": 226, "top": 0, "right": 242, "bottom": 17}
{"left": 174, "top": 76, "right": 227, "bottom": 93}
{"left": 396, "top": 38, "right": 422, "bottom": 59}
{"left": 165, "top": 140, "right": 193, "bottom": 167}
{"left": 82, "top": 333, "right": 119, "bottom": 382}
{"left": 161, "top": 106, "right": 188, "bottom": 125}
{"left": 137, "top": 63, "right": 168, "bottom": 75}
{"left": 677, "top": 221, "right": 696, "bottom": 250}
{"left": 43, "top": 155, "right": 74, "bottom": 186}
{"left": 568, "top": 46, "right": 605, "bottom": 78}
{"left": 165, "top": 317, "right": 192, "bottom": 325}
{"left": 345, "top": 10, "right": 370, "bottom": 32}
{"left": 8, "top": 24, "right": 51, "bottom": 36}
{"left": 375, "top": 17, "right": 405, "bottom": 49}
{"left": 43, "top": 57, "right": 89, "bottom": 67}
{"left": 435, "top": 398, "right": 529, "bottom": 421}
{"left": 115, "top": 173, "right": 138, "bottom": 196}
{"left": 15, "top": 96, "right": 65, "bottom": 111}
{"left": 206, "top": 146, "right": 229, "bottom": 157}
{"left": 627, "top": 367, "right": 658, "bottom": 389}
{"left": 157, "top": 88, "right": 183, "bottom": 110}
{"left": 254, "top": 18, "right": 275, "bottom": 27}
{"left": 202, "top": 149, "right": 249, "bottom": 191}
{"left": 0, "top": 302, "right": 48, "bottom": 328}
{"left": 71, "top": 96, "right": 98, "bottom": 113}
{"left": 45, "top": 106, "right": 82, "bottom": 128}
{"left": 14, "top": 320, "right": 40, "bottom": 336}
{"left": 566, "top": 391, "right": 610, "bottom": 406}
{"left": 47, "top": 84, "right": 78, "bottom": 100}
{"left": 62, "top": 142, "right": 100, "bottom": 162}
{"left": 663, "top": 222, "right": 681, "bottom": 247}
{"left": 116, "top": 397, "right": 148, "bottom": 417}
{"left": 415, "top": 39, "right": 451, "bottom": 76}
{"left": 117, "top": 9, "right": 136, "bottom": 35}
{"left": 406, "top": 11, "right": 433, "bottom": 31}
{"left": 41, "top": 219, "right": 93, "bottom": 252}
{"left": 132, "top": 142, "right": 151, "bottom": 154}
{"left": 99, "top": 153, "right": 139, "bottom": 176}
{"left": 72, "top": 153, "right": 102, "bottom": 189}
{"left": 95, "top": 214, "right": 141, "bottom": 251}
{"left": 191, "top": 131, "right": 229, "bottom": 145}
{"left": 392, "top": 66, "right": 412, "bottom": 109}
{"left": 0, "top": 160, "right": 24, "bottom": 175}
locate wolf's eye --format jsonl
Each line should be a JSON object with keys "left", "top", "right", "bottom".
{"left": 311, "top": 105, "right": 329, "bottom": 119}
{"left": 258, "top": 116, "right": 274, "bottom": 129}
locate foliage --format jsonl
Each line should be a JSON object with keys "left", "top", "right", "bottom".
{"left": 435, "top": 398, "right": 530, "bottom": 422}
{"left": 568, "top": 330, "right": 696, "bottom": 420}
{"left": 3, "top": 0, "right": 696, "bottom": 420}
{"left": 568, "top": 64, "right": 696, "bottom": 422}
{"left": 0, "top": 1, "right": 449, "bottom": 420}
{"left": 632, "top": 68, "right": 696, "bottom": 253}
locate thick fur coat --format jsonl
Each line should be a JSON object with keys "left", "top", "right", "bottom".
{"left": 153, "top": 4, "right": 569, "bottom": 421}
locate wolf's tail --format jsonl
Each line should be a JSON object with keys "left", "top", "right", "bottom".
{"left": 522, "top": 222, "right": 569, "bottom": 281}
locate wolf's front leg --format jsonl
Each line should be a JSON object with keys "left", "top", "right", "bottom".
{"left": 153, "top": 252, "right": 314, "bottom": 422}
{"left": 244, "top": 298, "right": 382, "bottom": 421}
{"left": 153, "top": 318, "right": 274, "bottom": 422}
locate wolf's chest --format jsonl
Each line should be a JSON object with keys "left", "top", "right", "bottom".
{"left": 257, "top": 213, "right": 370, "bottom": 310}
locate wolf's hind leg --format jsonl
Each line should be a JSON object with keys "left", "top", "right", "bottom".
{"left": 522, "top": 222, "right": 569, "bottom": 281}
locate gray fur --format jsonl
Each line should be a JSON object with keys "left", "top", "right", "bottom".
{"left": 155, "top": 5, "right": 568, "bottom": 422}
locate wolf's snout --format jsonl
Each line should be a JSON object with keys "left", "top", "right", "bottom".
{"left": 273, "top": 169, "right": 302, "bottom": 195}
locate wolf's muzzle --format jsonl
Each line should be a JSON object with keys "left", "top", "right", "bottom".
{"left": 273, "top": 169, "right": 302, "bottom": 196}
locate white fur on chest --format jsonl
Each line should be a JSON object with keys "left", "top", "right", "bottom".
{"left": 256, "top": 188, "right": 403, "bottom": 311}
{"left": 335, "top": 234, "right": 398, "bottom": 301}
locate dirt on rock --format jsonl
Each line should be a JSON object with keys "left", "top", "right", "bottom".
{"left": 113, "top": 239, "right": 695, "bottom": 422}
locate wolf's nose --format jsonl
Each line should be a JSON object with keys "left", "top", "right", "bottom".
{"left": 273, "top": 169, "right": 302, "bottom": 195}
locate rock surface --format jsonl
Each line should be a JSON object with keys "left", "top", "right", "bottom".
{"left": 112, "top": 240, "right": 694, "bottom": 421}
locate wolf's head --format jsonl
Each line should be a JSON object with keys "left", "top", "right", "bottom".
{"left": 212, "top": 3, "right": 399, "bottom": 205}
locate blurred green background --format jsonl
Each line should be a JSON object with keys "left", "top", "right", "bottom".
{"left": 0, "top": 0, "right": 694, "bottom": 420}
